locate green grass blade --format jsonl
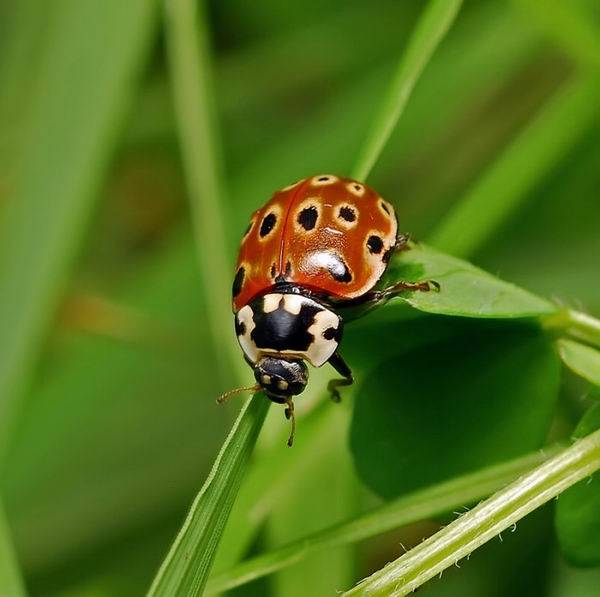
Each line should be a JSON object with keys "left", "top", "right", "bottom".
{"left": 148, "top": 395, "right": 269, "bottom": 597}
{"left": 165, "top": 0, "right": 240, "bottom": 375}
{"left": 0, "top": 505, "right": 25, "bottom": 597}
{"left": 344, "top": 430, "right": 600, "bottom": 596}
{"left": 206, "top": 445, "right": 560, "bottom": 594}
{"left": 0, "top": 0, "right": 158, "bottom": 460}
{"left": 429, "top": 76, "right": 600, "bottom": 258}
{"left": 351, "top": 0, "right": 463, "bottom": 181}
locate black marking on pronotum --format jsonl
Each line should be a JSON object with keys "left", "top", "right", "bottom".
{"left": 251, "top": 300, "right": 323, "bottom": 352}
{"left": 260, "top": 212, "right": 277, "bottom": 237}
{"left": 323, "top": 326, "right": 341, "bottom": 342}
{"left": 338, "top": 206, "right": 356, "bottom": 222}
{"left": 270, "top": 263, "right": 277, "bottom": 279}
{"left": 235, "top": 318, "right": 246, "bottom": 336}
{"left": 326, "top": 253, "right": 352, "bottom": 283}
{"left": 380, "top": 201, "right": 390, "bottom": 215}
{"left": 367, "top": 235, "right": 384, "bottom": 254}
{"left": 232, "top": 266, "right": 245, "bottom": 297}
{"left": 297, "top": 206, "right": 318, "bottom": 231}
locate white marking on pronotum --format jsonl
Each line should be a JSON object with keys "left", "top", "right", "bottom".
{"left": 263, "top": 293, "right": 283, "bottom": 313}
{"left": 283, "top": 294, "right": 304, "bottom": 314}
{"left": 262, "top": 375, "right": 271, "bottom": 385}
{"left": 236, "top": 305, "right": 258, "bottom": 362}
{"left": 306, "top": 309, "right": 340, "bottom": 367}
{"left": 278, "top": 379, "right": 288, "bottom": 390}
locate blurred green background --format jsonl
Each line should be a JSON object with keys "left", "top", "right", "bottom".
{"left": 0, "top": 0, "right": 599, "bottom": 595}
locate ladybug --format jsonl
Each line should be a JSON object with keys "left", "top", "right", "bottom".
{"left": 221, "top": 175, "right": 437, "bottom": 445}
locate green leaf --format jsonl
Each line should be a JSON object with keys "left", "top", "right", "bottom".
{"left": 345, "top": 428, "right": 600, "bottom": 595}
{"left": 205, "top": 446, "right": 560, "bottom": 595}
{"left": 383, "top": 243, "right": 557, "bottom": 319}
{"left": 148, "top": 395, "right": 269, "bottom": 597}
{"left": 0, "top": 0, "right": 158, "bottom": 459}
{"left": 556, "top": 403, "right": 600, "bottom": 565}
{"left": 558, "top": 339, "right": 600, "bottom": 387}
{"left": 350, "top": 324, "right": 560, "bottom": 498}
{"left": 351, "top": 0, "right": 463, "bottom": 181}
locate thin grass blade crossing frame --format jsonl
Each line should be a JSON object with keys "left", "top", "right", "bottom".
{"left": 351, "top": 0, "right": 463, "bottom": 181}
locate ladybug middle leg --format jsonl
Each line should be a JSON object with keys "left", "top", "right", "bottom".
{"left": 327, "top": 351, "right": 354, "bottom": 402}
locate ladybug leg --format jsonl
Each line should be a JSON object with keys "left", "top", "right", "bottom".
{"left": 394, "top": 232, "right": 411, "bottom": 252}
{"left": 327, "top": 351, "right": 354, "bottom": 403}
{"left": 382, "top": 279, "right": 440, "bottom": 297}
{"left": 284, "top": 398, "right": 296, "bottom": 447}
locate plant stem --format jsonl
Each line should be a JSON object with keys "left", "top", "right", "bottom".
{"left": 165, "top": 0, "right": 241, "bottom": 378}
{"left": 344, "top": 429, "right": 600, "bottom": 596}
{"left": 206, "top": 445, "right": 561, "bottom": 594}
{"left": 544, "top": 308, "right": 600, "bottom": 350}
{"left": 351, "top": 0, "right": 462, "bottom": 181}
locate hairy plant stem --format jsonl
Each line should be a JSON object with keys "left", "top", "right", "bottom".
{"left": 344, "top": 429, "right": 600, "bottom": 596}
{"left": 544, "top": 308, "right": 600, "bottom": 350}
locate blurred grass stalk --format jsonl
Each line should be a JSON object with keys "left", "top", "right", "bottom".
{"left": 0, "top": 0, "right": 158, "bottom": 592}
{"left": 429, "top": 75, "right": 600, "bottom": 258}
{"left": 0, "top": 506, "right": 24, "bottom": 597}
{"left": 164, "top": 0, "right": 241, "bottom": 379}
{"left": 352, "top": 0, "right": 462, "bottom": 181}
{"left": 344, "top": 428, "right": 600, "bottom": 596}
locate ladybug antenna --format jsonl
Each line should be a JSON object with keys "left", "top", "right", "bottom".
{"left": 284, "top": 399, "right": 296, "bottom": 447}
{"left": 217, "top": 384, "right": 260, "bottom": 404}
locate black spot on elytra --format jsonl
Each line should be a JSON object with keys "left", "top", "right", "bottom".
{"left": 353, "top": 184, "right": 362, "bottom": 192}
{"left": 260, "top": 213, "right": 277, "bottom": 237}
{"left": 251, "top": 299, "right": 322, "bottom": 352}
{"left": 317, "top": 176, "right": 330, "bottom": 182}
{"left": 270, "top": 263, "right": 277, "bottom": 279}
{"left": 232, "top": 266, "right": 245, "bottom": 297}
{"left": 380, "top": 201, "right": 390, "bottom": 215}
{"left": 367, "top": 235, "right": 384, "bottom": 254}
{"left": 297, "top": 206, "right": 318, "bottom": 231}
{"left": 235, "top": 318, "right": 246, "bottom": 336}
{"left": 323, "top": 326, "right": 341, "bottom": 342}
{"left": 285, "top": 260, "right": 292, "bottom": 276}
{"left": 339, "top": 206, "right": 356, "bottom": 222}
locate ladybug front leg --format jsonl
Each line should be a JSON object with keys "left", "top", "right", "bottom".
{"left": 327, "top": 351, "right": 354, "bottom": 403}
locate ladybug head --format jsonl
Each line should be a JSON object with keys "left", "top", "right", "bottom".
{"left": 254, "top": 356, "right": 308, "bottom": 402}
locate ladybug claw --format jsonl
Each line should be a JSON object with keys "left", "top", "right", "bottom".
{"left": 428, "top": 280, "right": 441, "bottom": 292}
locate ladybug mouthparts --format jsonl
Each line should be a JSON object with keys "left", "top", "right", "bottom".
{"left": 253, "top": 357, "right": 308, "bottom": 402}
